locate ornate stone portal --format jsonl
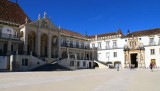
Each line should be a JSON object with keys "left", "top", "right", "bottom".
{"left": 124, "top": 37, "right": 145, "bottom": 68}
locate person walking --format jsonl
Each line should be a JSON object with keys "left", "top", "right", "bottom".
{"left": 150, "top": 62, "right": 153, "bottom": 72}
{"left": 116, "top": 64, "right": 120, "bottom": 71}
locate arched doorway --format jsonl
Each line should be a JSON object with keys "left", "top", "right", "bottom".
{"left": 114, "top": 61, "right": 121, "bottom": 68}
{"left": 89, "top": 62, "right": 92, "bottom": 68}
{"left": 51, "top": 36, "right": 58, "bottom": 58}
{"left": 93, "top": 62, "right": 99, "bottom": 68}
{"left": 40, "top": 33, "right": 48, "bottom": 57}
{"left": 28, "top": 31, "right": 36, "bottom": 55}
{"left": 62, "top": 51, "right": 67, "bottom": 58}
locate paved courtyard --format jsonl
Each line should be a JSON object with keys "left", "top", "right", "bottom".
{"left": 0, "top": 69, "right": 160, "bottom": 91}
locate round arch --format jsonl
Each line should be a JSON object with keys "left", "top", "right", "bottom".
{"left": 93, "top": 62, "right": 99, "bottom": 68}
{"left": 40, "top": 33, "right": 48, "bottom": 57}
{"left": 28, "top": 31, "right": 36, "bottom": 55}
{"left": 51, "top": 35, "right": 58, "bottom": 58}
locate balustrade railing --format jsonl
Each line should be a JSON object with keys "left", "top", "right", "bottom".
{"left": 61, "top": 43, "right": 91, "bottom": 50}
{"left": 0, "top": 33, "right": 20, "bottom": 40}
{"left": 149, "top": 41, "right": 156, "bottom": 45}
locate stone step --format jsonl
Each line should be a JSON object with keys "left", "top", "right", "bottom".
{"left": 31, "top": 63, "right": 71, "bottom": 71}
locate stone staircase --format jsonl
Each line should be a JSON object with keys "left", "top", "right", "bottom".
{"left": 31, "top": 62, "right": 71, "bottom": 71}
{"left": 94, "top": 60, "right": 109, "bottom": 69}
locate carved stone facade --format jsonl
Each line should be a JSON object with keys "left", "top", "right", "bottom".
{"left": 124, "top": 37, "right": 145, "bottom": 68}
{"left": 18, "top": 17, "right": 96, "bottom": 70}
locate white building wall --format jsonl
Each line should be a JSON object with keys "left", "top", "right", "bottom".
{"left": 137, "top": 35, "right": 160, "bottom": 46}
{"left": 2, "top": 27, "right": 15, "bottom": 35}
{"left": 98, "top": 49, "right": 125, "bottom": 67}
{"left": 0, "top": 56, "right": 8, "bottom": 69}
{"left": 145, "top": 46, "right": 160, "bottom": 68}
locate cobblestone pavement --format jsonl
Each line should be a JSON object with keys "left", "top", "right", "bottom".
{"left": 0, "top": 69, "right": 160, "bottom": 91}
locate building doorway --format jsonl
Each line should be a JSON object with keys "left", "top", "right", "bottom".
{"left": 3, "top": 44, "right": 7, "bottom": 55}
{"left": 89, "top": 62, "right": 92, "bottom": 68}
{"left": 130, "top": 53, "right": 138, "bottom": 68}
{"left": 150, "top": 59, "right": 156, "bottom": 66}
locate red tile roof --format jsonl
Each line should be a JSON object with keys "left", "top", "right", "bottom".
{"left": 0, "top": 0, "right": 31, "bottom": 26}
{"left": 61, "top": 29, "right": 87, "bottom": 38}
{"left": 88, "top": 32, "right": 118, "bottom": 39}
{"left": 123, "top": 28, "right": 160, "bottom": 38}
{"left": 88, "top": 29, "right": 123, "bottom": 39}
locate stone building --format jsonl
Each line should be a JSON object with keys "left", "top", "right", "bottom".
{"left": 0, "top": 0, "right": 96, "bottom": 71}
{"left": 19, "top": 15, "right": 96, "bottom": 70}
{"left": 88, "top": 29, "right": 125, "bottom": 67}
{"left": 0, "top": 0, "right": 30, "bottom": 70}
{"left": 91, "top": 28, "right": 160, "bottom": 69}
{"left": 123, "top": 29, "right": 160, "bottom": 68}
{"left": 1, "top": 0, "right": 160, "bottom": 71}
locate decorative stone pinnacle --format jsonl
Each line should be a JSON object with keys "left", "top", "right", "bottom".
{"left": 25, "top": 17, "right": 28, "bottom": 23}
{"left": 44, "top": 12, "right": 47, "bottom": 18}
{"left": 38, "top": 14, "right": 40, "bottom": 20}
{"left": 58, "top": 25, "right": 61, "bottom": 30}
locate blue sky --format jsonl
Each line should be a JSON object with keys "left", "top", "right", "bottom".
{"left": 16, "top": 0, "right": 160, "bottom": 36}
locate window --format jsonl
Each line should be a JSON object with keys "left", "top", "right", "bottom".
{"left": 150, "top": 38, "right": 154, "bottom": 44}
{"left": 77, "top": 61, "right": 80, "bottom": 67}
{"left": 106, "top": 41, "right": 110, "bottom": 48}
{"left": 150, "top": 49, "right": 155, "bottom": 55}
{"left": 7, "top": 29, "right": 11, "bottom": 33}
{"left": 92, "top": 43, "right": 95, "bottom": 48}
{"left": 22, "top": 59, "right": 28, "bottom": 66}
{"left": 106, "top": 52, "right": 110, "bottom": 61}
{"left": 83, "top": 61, "right": 86, "bottom": 66}
{"left": 151, "top": 59, "right": 156, "bottom": 65}
{"left": 113, "top": 52, "right": 117, "bottom": 57}
{"left": 113, "top": 41, "right": 117, "bottom": 47}
{"left": 11, "top": 45, "right": 13, "bottom": 51}
{"left": 70, "top": 61, "right": 74, "bottom": 66}
{"left": 130, "top": 42, "right": 132, "bottom": 47}
{"left": 98, "top": 42, "right": 101, "bottom": 49}
{"left": 106, "top": 52, "right": 110, "bottom": 58}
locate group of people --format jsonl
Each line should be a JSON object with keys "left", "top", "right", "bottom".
{"left": 115, "top": 62, "right": 156, "bottom": 72}
{"left": 130, "top": 64, "right": 135, "bottom": 70}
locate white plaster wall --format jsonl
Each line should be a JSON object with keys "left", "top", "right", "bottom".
{"left": 93, "top": 37, "right": 125, "bottom": 49}
{"left": 0, "top": 56, "right": 8, "bottom": 69}
{"left": 78, "top": 60, "right": 93, "bottom": 69}
{"left": 2, "top": 27, "right": 14, "bottom": 35}
{"left": 13, "top": 55, "right": 46, "bottom": 71}
{"left": 97, "top": 49, "right": 125, "bottom": 67}
{"left": 145, "top": 46, "right": 160, "bottom": 68}
{"left": 20, "top": 27, "right": 26, "bottom": 41}
{"left": 136, "top": 35, "right": 160, "bottom": 46}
